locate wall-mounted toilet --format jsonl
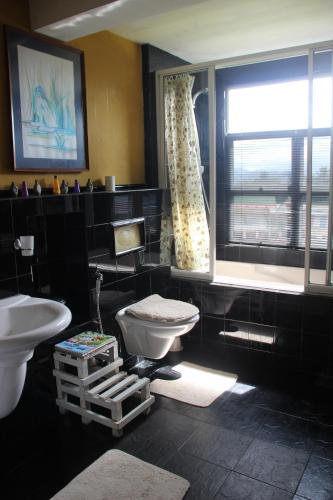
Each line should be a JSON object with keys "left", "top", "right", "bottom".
{"left": 115, "top": 294, "right": 199, "bottom": 359}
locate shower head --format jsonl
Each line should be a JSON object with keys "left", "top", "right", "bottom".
{"left": 192, "top": 87, "right": 208, "bottom": 108}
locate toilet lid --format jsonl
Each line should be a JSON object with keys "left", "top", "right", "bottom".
{"left": 126, "top": 294, "right": 199, "bottom": 323}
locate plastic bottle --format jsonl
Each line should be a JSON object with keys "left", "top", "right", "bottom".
{"left": 73, "top": 179, "right": 80, "bottom": 193}
{"left": 53, "top": 175, "right": 60, "bottom": 194}
{"left": 21, "top": 181, "right": 29, "bottom": 198}
{"left": 86, "top": 178, "right": 93, "bottom": 192}
{"left": 33, "top": 180, "right": 42, "bottom": 196}
{"left": 9, "top": 181, "right": 18, "bottom": 197}
{"left": 60, "top": 180, "right": 69, "bottom": 194}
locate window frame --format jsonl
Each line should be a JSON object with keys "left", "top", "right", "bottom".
{"left": 156, "top": 39, "right": 333, "bottom": 292}
{"left": 219, "top": 70, "right": 331, "bottom": 266}
{"left": 225, "top": 128, "right": 331, "bottom": 249}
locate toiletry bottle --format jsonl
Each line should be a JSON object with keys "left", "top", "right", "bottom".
{"left": 74, "top": 179, "right": 80, "bottom": 193}
{"left": 21, "top": 181, "right": 29, "bottom": 198}
{"left": 60, "top": 179, "right": 69, "bottom": 194}
{"left": 33, "top": 179, "right": 42, "bottom": 196}
{"left": 86, "top": 178, "right": 94, "bottom": 192}
{"left": 9, "top": 181, "right": 18, "bottom": 197}
{"left": 53, "top": 175, "right": 60, "bottom": 194}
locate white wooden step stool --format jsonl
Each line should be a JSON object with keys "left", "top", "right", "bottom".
{"left": 53, "top": 335, "right": 155, "bottom": 437}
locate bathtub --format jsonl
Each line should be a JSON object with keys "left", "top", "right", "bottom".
{"left": 215, "top": 260, "right": 326, "bottom": 293}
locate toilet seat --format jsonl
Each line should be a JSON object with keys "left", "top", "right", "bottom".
{"left": 126, "top": 294, "right": 199, "bottom": 323}
{"left": 124, "top": 308, "right": 199, "bottom": 329}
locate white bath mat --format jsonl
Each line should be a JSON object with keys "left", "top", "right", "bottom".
{"left": 51, "top": 449, "right": 189, "bottom": 500}
{"left": 150, "top": 362, "right": 237, "bottom": 407}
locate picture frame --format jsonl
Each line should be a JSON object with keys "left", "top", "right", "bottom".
{"left": 110, "top": 218, "right": 145, "bottom": 257}
{"left": 5, "top": 25, "right": 89, "bottom": 172}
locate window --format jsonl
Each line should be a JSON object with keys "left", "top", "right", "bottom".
{"left": 225, "top": 76, "right": 332, "bottom": 251}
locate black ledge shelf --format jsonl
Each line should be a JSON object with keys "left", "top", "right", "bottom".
{"left": 0, "top": 185, "right": 162, "bottom": 200}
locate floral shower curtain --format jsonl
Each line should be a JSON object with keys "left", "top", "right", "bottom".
{"left": 163, "top": 73, "right": 209, "bottom": 271}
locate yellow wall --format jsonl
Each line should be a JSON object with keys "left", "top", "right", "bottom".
{"left": 0, "top": 4, "right": 145, "bottom": 190}
{"left": 70, "top": 31, "right": 145, "bottom": 187}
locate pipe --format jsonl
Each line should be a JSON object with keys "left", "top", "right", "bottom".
{"left": 95, "top": 269, "right": 104, "bottom": 334}
{"left": 192, "top": 87, "right": 208, "bottom": 108}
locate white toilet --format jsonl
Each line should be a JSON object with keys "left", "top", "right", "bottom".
{"left": 115, "top": 295, "right": 199, "bottom": 359}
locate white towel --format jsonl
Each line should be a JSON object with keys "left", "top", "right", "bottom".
{"left": 126, "top": 294, "right": 199, "bottom": 322}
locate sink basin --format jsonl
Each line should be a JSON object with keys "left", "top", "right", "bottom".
{"left": 0, "top": 294, "right": 72, "bottom": 418}
{"left": 0, "top": 295, "right": 71, "bottom": 355}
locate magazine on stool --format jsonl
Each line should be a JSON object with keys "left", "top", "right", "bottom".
{"left": 55, "top": 331, "right": 116, "bottom": 358}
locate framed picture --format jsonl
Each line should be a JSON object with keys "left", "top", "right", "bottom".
{"left": 5, "top": 25, "right": 88, "bottom": 172}
{"left": 111, "top": 218, "right": 145, "bottom": 257}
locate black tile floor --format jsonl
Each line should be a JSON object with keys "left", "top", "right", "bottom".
{"left": 1, "top": 347, "right": 333, "bottom": 500}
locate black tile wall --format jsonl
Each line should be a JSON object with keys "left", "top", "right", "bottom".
{"left": 141, "top": 44, "right": 189, "bottom": 187}
{"left": 0, "top": 277, "right": 18, "bottom": 299}
{"left": 5, "top": 187, "right": 332, "bottom": 383}
{"left": 250, "top": 290, "right": 277, "bottom": 326}
{"left": 92, "top": 193, "right": 114, "bottom": 224}
{"left": 302, "top": 295, "right": 333, "bottom": 335}
{"left": 147, "top": 214, "right": 162, "bottom": 244}
{"left": 217, "top": 242, "right": 315, "bottom": 269}
{"left": 0, "top": 189, "right": 165, "bottom": 333}
{"left": 249, "top": 323, "right": 275, "bottom": 352}
{"left": 276, "top": 293, "right": 303, "bottom": 330}
{"left": 87, "top": 224, "right": 112, "bottom": 259}
{"left": 0, "top": 200, "right": 14, "bottom": 238}
{"left": 274, "top": 327, "right": 301, "bottom": 356}
{"left": 113, "top": 193, "right": 134, "bottom": 220}
{"left": 85, "top": 190, "right": 167, "bottom": 341}
{"left": 152, "top": 275, "right": 333, "bottom": 385}
{"left": 224, "top": 320, "right": 249, "bottom": 347}
{"left": 224, "top": 287, "right": 250, "bottom": 322}
{"left": 12, "top": 197, "right": 43, "bottom": 234}
{"left": 0, "top": 239, "right": 16, "bottom": 280}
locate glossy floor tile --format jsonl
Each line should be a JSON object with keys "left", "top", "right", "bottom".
{"left": 235, "top": 439, "right": 309, "bottom": 493}
{"left": 117, "top": 408, "right": 198, "bottom": 467}
{"left": 163, "top": 450, "right": 229, "bottom": 500}
{"left": 180, "top": 421, "right": 253, "bottom": 469}
{"left": 2, "top": 345, "right": 333, "bottom": 500}
{"left": 255, "top": 409, "right": 316, "bottom": 451}
{"left": 215, "top": 472, "right": 293, "bottom": 500}
{"left": 313, "top": 426, "right": 333, "bottom": 462}
{"left": 296, "top": 455, "right": 333, "bottom": 500}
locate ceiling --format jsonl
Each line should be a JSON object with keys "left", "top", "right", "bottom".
{"left": 35, "top": 0, "right": 333, "bottom": 63}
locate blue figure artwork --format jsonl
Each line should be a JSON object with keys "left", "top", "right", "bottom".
{"left": 17, "top": 45, "right": 78, "bottom": 161}
{"left": 31, "top": 84, "right": 58, "bottom": 130}
{"left": 30, "top": 81, "right": 75, "bottom": 151}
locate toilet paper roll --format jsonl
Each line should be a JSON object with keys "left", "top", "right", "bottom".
{"left": 105, "top": 176, "right": 116, "bottom": 192}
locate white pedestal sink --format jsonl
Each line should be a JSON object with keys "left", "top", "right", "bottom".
{"left": 0, "top": 294, "right": 72, "bottom": 418}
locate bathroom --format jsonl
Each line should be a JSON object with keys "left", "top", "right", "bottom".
{"left": 1, "top": 1, "right": 333, "bottom": 499}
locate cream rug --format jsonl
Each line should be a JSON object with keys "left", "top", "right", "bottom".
{"left": 150, "top": 362, "right": 237, "bottom": 407}
{"left": 51, "top": 450, "right": 189, "bottom": 500}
